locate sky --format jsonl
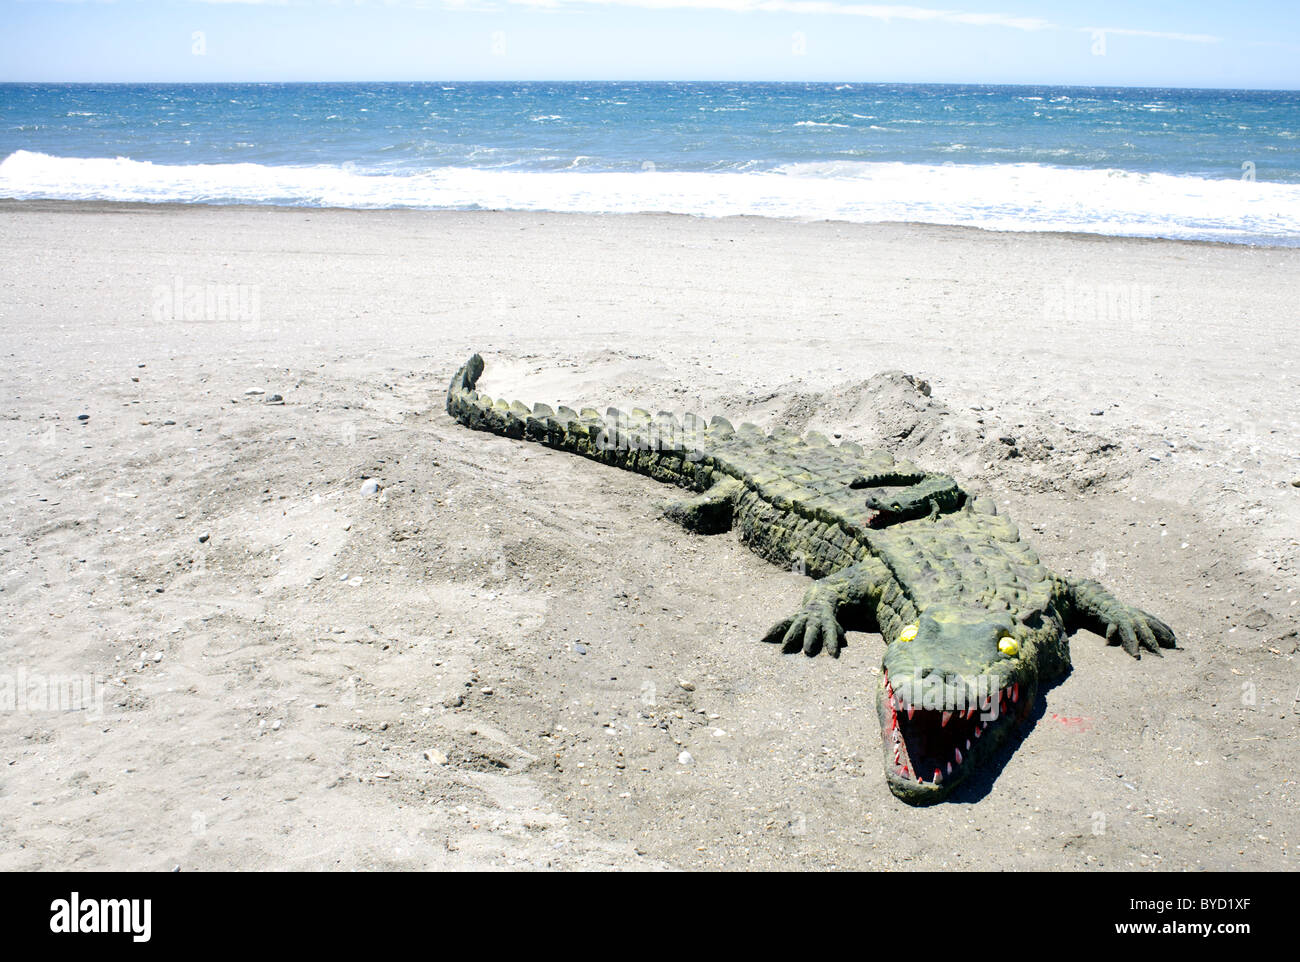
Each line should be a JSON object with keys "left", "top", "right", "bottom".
{"left": 1, "top": 0, "right": 1298, "bottom": 87}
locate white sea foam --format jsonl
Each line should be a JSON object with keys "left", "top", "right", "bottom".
{"left": 2, "top": 150, "right": 1298, "bottom": 244}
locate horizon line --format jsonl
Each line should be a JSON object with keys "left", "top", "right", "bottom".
{"left": 2, "top": 79, "right": 1298, "bottom": 92}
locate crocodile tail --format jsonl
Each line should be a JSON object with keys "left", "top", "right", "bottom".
{"left": 445, "top": 352, "right": 503, "bottom": 428}
{"left": 446, "top": 352, "right": 548, "bottom": 438}
{"left": 445, "top": 353, "right": 718, "bottom": 492}
{"left": 447, "top": 352, "right": 485, "bottom": 407}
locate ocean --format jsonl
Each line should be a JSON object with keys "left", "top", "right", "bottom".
{"left": 2, "top": 82, "right": 1299, "bottom": 245}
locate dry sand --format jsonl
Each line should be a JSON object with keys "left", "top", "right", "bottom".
{"left": 0, "top": 200, "right": 1297, "bottom": 870}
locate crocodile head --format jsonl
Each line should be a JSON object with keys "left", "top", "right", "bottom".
{"left": 875, "top": 604, "right": 1038, "bottom": 804}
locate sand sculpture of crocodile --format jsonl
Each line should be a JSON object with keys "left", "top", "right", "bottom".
{"left": 446, "top": 354, "right": 1177, "bottom": 804}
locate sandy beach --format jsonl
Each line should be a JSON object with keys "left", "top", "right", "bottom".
{"left": 1, "top": 200, "right": 1297, "bottom": 870}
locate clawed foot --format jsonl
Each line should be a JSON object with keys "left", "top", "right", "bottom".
{"left": 761, "top": 598, "right": 846, "bottom": 657}
{"left": 1067, "top": 578, "right": 1178, "bottom": 660}
{"left": 1103, "top": 606, "right": 1177, "bottom": 659}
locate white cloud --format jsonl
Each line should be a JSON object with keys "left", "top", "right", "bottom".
{"left": 1082, "top": 26, "right": 1221, "bottom": 44}
{"left": 15, "top": 0, "right": 1226, "bottom": 45}
{"left": 495, "top": 0, "right": 1226, "bottom": 43}
{"left": 505, "top": 0, "right": 1054, "bottom": 32}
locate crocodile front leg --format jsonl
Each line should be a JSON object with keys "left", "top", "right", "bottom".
{"left": 760, "top": 557, "right": 892, "bottom": 658}
{"left": 661, "top": 477, "right": 744, "bottom": 535}
{"left": 1058, "top": 576, "right": 1178, "bottom": 658}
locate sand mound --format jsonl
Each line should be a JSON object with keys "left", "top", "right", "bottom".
{"left": 712, "top": 370, "right": 1131, "bottom": 496}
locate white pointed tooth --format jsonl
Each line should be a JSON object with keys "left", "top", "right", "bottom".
{"left": 955, "top": 748, "right": 963, "bottom": 764}
{"left": 907, "top": 705, "right": 915, "bottom": 721}
{"left": 965, "top": 739, "right": 971, "bottom": 750}
{"left": 941, "top": 710, "right": 952, "bottom": 727}
{"left": 946, "top": 762, "right": 953, "bottom": 775}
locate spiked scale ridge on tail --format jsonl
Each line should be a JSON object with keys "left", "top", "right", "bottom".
{"left": 446, "top": 354, "right": 1179, "bottom": 804}
{"left": 446, "top": 353, "right": 964, "bottom": 544}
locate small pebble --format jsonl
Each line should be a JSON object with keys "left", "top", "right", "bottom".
{"left": 678, "top": 679, "right": 695, "bottom": 692}
{"left": 442, "top": 694, "right": 464, "bottom": 708}
{"left": 574, "top": 643, "right": 588, "bottom": 655}
{"left": 360, "top": 480, "right": 380, "bottom": 495}
{"left": 198, "top": 532, "right": 210, "bottom": 543}
{"left": 1090, "top": 409, "right": 1104, "bottom": 416}
{"left": 677, "top": 751, "right": 694, "bottom": 766}
{"left": 424, "top": 749, "right": 449, "bottom": 765}
{"left": 76, "top": 413, "right": 89, "bottom": 421}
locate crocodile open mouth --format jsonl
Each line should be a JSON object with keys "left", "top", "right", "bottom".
{"left": 882, "top": 669, "right": 1022, "bottom": 787}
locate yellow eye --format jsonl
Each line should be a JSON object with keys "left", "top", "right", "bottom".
{"left": 897, "top": 624, "right": 918, "bottom": 644}
{"left": 998, "top": 635, "right": 1019, "bottom": 657}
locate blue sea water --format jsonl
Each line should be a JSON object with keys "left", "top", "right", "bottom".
{"left": 2, "top": 82, "right": 1299, "bottom": 244}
